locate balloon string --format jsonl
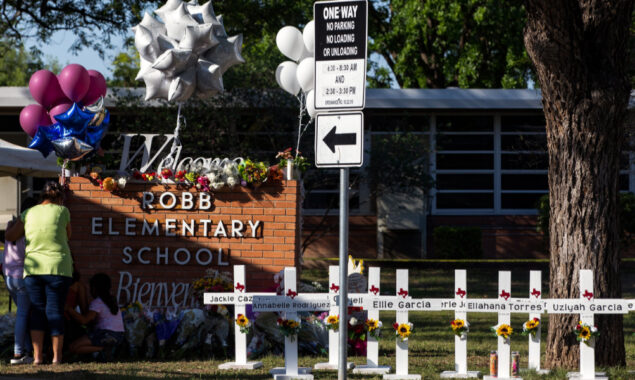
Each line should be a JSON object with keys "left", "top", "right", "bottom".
{"left": 165, "top": 103, "right": 184, "bottom": 169}
{"left": 295, "top": 93, "right": 306, "bottom": 156}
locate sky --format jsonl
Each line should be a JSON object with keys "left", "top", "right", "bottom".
{"left": 30, "top": 31, "right": 126, "bottom": 78}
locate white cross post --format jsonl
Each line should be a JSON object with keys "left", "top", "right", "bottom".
{"left": 566, "top": 270, "right": 607, "bottom": 380}
{"left": 527, "top": 270, "right": 546, "bottom": 373}
{"left": 204, "top": 265, "right": 273, "bottom": 370}
{"left": 384, "top": 269, "right": 421, "bottom": 380}
{"left": 440, "top": 269, "right": 481, "bottom": 378}
{"left": 484, "top": 271, "right": 519, "bottom": 380}
{"left": 314, "top": 266, "right": 354, "bottom": 371}
{"left": 267, "top": 267, "right": 315, "bottom": 380}
{"left": 353, "top": 267, "right": 391, "bottom": 375}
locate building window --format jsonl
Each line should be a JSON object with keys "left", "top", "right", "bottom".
{"left": 434, "top": 115, "right": 494, "bottom": 212}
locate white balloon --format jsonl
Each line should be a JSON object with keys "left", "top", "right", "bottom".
{"left": 133, "top": 0, "right": 244, "bottom": 102}
{"left": 296, "top": 57, "right": 315, "bottom": 92}
{"left": 276, "top": 26, "right": 304, "bottom": 61}
{"left": 305, "top": 90, "right": 316, "bottom": 118}
{"left": 303, "top": 20, "right": 315, "bottom": 55}
{"left": 276, "top": 61, "right": 301, "bottom": 95}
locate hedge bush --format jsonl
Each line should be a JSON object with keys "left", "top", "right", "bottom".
{"left": 432, "top": 226, "right": 483, "bottom": 259}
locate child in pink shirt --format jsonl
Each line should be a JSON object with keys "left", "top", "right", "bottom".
{"left": 68, "top": 273, "right": 124, "bottom": 359}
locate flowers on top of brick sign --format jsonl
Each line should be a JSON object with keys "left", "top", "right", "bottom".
{"left": 574, "top": 321, "right": 599, "bottom": 345}
{"left": 522, "top": 318, "right": 540, "bottom": 337}
{"left": 450, "top": 319, "right": 469, "bottom": 337}
{"left": 393, "top": 322, "right": 413, "bottom": 341}
{"left": 492, "top": 323, "right": 513, "bottom": 340}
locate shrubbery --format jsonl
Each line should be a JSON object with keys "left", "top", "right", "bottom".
{"left": 432, "top": 226, "right": 483, "bottom": 259}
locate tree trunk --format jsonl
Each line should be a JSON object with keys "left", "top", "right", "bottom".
{"left": 523, "top": 0, "right": 633, "bottom": 369}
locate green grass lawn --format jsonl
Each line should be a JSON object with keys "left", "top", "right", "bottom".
{"left": 0, "top": 265, "right": 633, "bottom": 379}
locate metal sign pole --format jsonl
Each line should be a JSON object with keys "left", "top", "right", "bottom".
{"left": 338, "top": 167, "right": 349, "bottom": 380}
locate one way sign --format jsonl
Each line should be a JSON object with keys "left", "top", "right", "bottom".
{"left": 315, "top": 112, "right": 364, "bottom": 168}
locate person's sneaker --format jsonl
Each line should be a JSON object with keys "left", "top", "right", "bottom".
{"left": 10, "top": 355, "right": 34, "bottom": 365}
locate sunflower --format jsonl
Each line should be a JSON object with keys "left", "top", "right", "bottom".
{"left": 522, "top": 318, "right": 540, "bottom": 337}
{"left": 236, "top": 314, "right": 251, "bottom": 334}
{"left": 579, "top": 326, "right": 591, "bottom": 340}
{"left": 366, "top": 318, "right": 379, "bottom": 331}
{"left": 451, "top": 319, "right": 469, "bottom": 337}
{"left": 494, "top": 324, "right": 513, "bottom": 339}
{"left": 394, "top": 322, "right": 413, "bottom": 341}
{"left": 326, "top": 315, "right": 339, "bottom": 331}
{"left": 451, "top": 319, "right": 465, "bottom": 329}
{"left": 236, "top": 314, "right": 249, "bottom": 327}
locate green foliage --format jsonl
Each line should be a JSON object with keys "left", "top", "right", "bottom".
{"left": 109, "top": 47, "right": 140, "bottom": 87}
{"left": 369, "top": 133, "right": 433, "bottom": 195}
{"left": 0, "top": 39, "right": 61, "bottom": 85}
{"left": 107, "top": 89, "right": 299, "bottom": 167}
{"left": 432, "top": 226, "right": 483, "bottom": 259}
{"left": 369, "top": 0, "right": 535, "bottom": 88}
{"left": 536, "top": 192, "right": 635, "bottom": 249}
{"left": 0, "top": 0, "right": 152, "bottom": 57}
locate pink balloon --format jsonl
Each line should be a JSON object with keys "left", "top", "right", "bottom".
{"left": 49, "top": 102, "right": 73, "bottom": 124}
{"left": 58, "top": 64, "right": 90, "bottom": 102}
{"left": 28, "top": 70, "right": 67, "bottom": 108}
{"left": 81, "top": 70, "right": 107, "bottom": 106}
{"left": 19, "top": 104, "right": 50, "bottom": 137}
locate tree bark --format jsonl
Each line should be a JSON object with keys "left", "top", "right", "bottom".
{"left": 523, "top": 0, "right": 633, "bottom": 369}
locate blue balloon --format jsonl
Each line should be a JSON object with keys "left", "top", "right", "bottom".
{"left": 54, "top": 103, "right": 93, "bottom": 138}
{"left": 27, "top": 102, "right": 110, "bottom": 159}
{"left": 40, "top": 123, "right": 63, "bottom": 141}
{"left": 28, "top": 127, "right": 55, "bottom": 158}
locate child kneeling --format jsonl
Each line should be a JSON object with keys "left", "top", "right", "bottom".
{"left": 68, "top": 273, "right": 124, "bottom": 359}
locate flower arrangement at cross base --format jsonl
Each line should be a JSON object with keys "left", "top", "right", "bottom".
{"left": 574, "top": 321, "right": 599, "bottom": 345}
{"left": 450, "top": 319, "right": 469, "bottom": 337}
{"left": 277, "top": 318, "right": 302, "bottom": 341}
{"left": 365, "top": 318, "right": 382, "bottom": 339}
{"left": 236, "top": 314, "right": 251, "bottom": 334}
{"left": 492, "top": 323, "right": 513, "bottom": 340}
{"left": 393, "top": 322, "right": 413, "bottom": 342}
{"left": 325, "top": 315, "right": 339, "bottom": 332}
{"left": 522, "top": 318, "right": 540, "bottom": 337}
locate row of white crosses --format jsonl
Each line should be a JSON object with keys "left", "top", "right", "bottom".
{"left": 205, "top": 266, "right": 635, "bottom": 380}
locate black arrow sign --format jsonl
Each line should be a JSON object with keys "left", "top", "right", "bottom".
{"left": 323, "top": 126, "right": 357, "bottom": 153}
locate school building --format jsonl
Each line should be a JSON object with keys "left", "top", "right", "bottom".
{"left": 1, "top": 87, "right": 633, "bottom": 259}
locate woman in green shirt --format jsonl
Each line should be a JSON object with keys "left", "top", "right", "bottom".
{"left": 6, "top": 181, "right": 73, "bottom": 365}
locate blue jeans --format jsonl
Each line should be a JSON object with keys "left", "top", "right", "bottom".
{"left": 5, "top": 277, "right": 32, "bottom": 355}
{"left": 24, "top": 275, "right": 72, "bottom": 337}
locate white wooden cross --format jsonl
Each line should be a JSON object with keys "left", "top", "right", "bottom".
{"left": 252, "top": 267, "right": 331, "bottom": 380}
{"left": 440, "top": 269, "right": 481, "bottom": 378}
{"left": 203, "top": 265, "right": 274, "bottom": 370}
{"left": 353, "top": 267, "right": 392, "bottom": 375}
{"left": 527, "top": 270, "right": 545, "bottom": 373}
{"left": 314, "top": 266, "right": 355, "bottom": 371}
{"left": 483, "top": 271, "right": 518, "bottom": 380}
{"left": 384, "top": 269, "right": 421, "bottom": 380}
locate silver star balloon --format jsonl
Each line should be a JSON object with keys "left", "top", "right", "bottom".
{"left": 133, "top": 0, "right": 244, "bottom": 102}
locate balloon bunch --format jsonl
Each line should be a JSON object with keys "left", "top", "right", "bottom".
{"left": 21, "top": 64, "right": 109, "bottom": 161}
{"left": 275, "top": 21, "right": 317, "bottom": 118}
{"left": 133, "top": 0, "right": 244, "bottom": 102}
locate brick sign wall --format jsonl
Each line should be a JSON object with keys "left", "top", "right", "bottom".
{"left": 66, "top": 177, "right": 301, "bottom": 308}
